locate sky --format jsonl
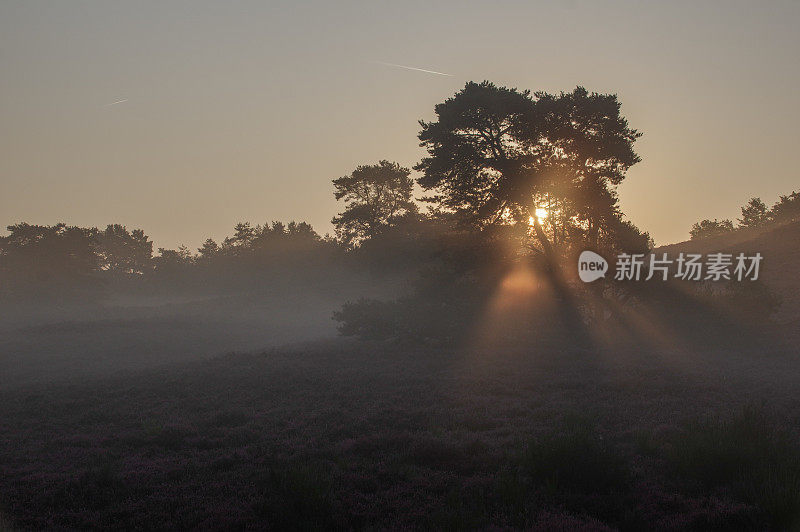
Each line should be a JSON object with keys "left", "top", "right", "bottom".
{"left": 1, "top": 0, "right": 798, "bottom": 250}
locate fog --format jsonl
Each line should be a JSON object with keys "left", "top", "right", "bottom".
{"left": 0, "top": 252, "right": 411, "bottom": 389}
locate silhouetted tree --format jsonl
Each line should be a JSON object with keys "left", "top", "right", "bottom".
{"left": 0, "top": 223, "right": 100, "bottom": 299}
{"left": 154, "top": 245, "right": 194, "bottom": 270}
{"left": 770, "top": 191, "right": 800, "bottom": 223}
{"left": 197, "top": 238, "right": 219, "bottom": 259}
{"left": 416, "top": 82, "right": 536, "bottom": 225}
{"left": 249, "top": 220, "right": 318, "bottom": 249}
{"left": 534, "top": 87, "right": 641, "bottom": 250}
{"left": 689, "top": 219, "right": 735, "bottom": 240}
{"left": 332, "top": 160, "right": 418, "bottom": 245}
{"left": 416, "top": 82, "right": 642, "bottom": 261}
{"left": 603, "top": 218, "right": 653, "bottom": 254}
{"left": 286, "top": 220, "right": 317, "bottom": 239}
{"left": 738, "top": 198, "right": 769, "bottom": 228}
{"left": 97, "top": 224, "right": 153, "bottom": 274}
{"left": 222, "top": 222, "right": 256, "bottom": 252}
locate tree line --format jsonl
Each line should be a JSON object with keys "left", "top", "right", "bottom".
{"left": 1, "top": 82, "right": 649, "bottom": 295}
{"left": 5, "top": 80, "right": 775, "bottom": 345}
{"left": 690, "top": 192, "right": 800, "bottom": 240}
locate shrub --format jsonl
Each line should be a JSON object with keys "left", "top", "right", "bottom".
{"left": 689, "top": 219, "right": 735, "bottom": 240}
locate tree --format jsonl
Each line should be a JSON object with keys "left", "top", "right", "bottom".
{"left": 0, "top": 223, "right": 100, "bottom": 298}
{"left": 689, "top": 219, "right": 735, "bottom": 240}
{"left": 738, "top": 197, "right": 769, "bottom": 228}
{"left": 535, "top": 87, "right": 642, "bottom": 249}
{"left": 603, "top": 218, "right": 653, "bottom": 255}
{"left": 416, "top": 82, "right": 537, "bottom": 226}
{"left": 415, "top": 82, "right": 642, "bottom": 260}
{"left": 332, "top": 160, "right": 418, "bottom": 245}
{"left": 770, "top": 191, "right": 800, "bottom": 223}
{"left": 197, "top": 238, "right": 219, "bottom": 259}
{"left": 222, "top": 222, "right": 256, "bottom": 251}
{"left": 154, "top": 245, "right": 194, "bottom": 270}
{"left": 251, "top": 220, "right": 318, "bottom": 247}
{"left": 97, "top": 224, "right": 153, "bottom": 274}
{"left": 285, "top": 221, "right": 317, "bottom": 239}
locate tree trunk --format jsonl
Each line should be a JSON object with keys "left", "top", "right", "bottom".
{"left": 529, "top": 211, "right": 591, "bottom": 346}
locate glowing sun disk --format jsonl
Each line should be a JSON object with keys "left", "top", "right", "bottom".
{"left": 528, "top": 208, "right": 549, "bottom": 225}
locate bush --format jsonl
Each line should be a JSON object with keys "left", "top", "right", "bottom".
{"left": 689, "top": 219, "right": 735, "bottom": 240}
{"left": 333, "top": 298, "right": 402, "bottom": 341}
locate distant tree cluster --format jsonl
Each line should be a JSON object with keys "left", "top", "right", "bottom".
{"left": 690, "top": 192, "right": 800, "bottom": 240}
{"left": 0, "top": 223, "right": 150, "bottom": 300}
{"left": 0, "top": 219, "right": 332, "bottom": 302}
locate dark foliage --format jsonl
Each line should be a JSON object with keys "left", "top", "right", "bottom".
{"left": 331, "top": 160, "right": 418, "bottom": 246}
{"left": 689, "top": 218, "right": 735, "bottom": 240}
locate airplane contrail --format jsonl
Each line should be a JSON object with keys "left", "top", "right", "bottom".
{"left": 370, "top": 61, "right": 452, "bottom": 77}
{"left": 103, "top": 98, "right": 129, "bottom": 107}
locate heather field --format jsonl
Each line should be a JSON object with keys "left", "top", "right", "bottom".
{"left": 2, "top": 337, "right": 799, "bottom": 530}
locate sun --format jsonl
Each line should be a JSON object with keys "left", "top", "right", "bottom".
{"left": 528, "top": 208, "right": 549, "bottom": 225}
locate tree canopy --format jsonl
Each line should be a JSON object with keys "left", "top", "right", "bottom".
{"left": 415, "top": 81, "right": 643, "bottom": 257}
{"left": 738, "top": 198, "right": 769, "bottom": 228}
{"left": 689, "top": 218, "right": 735, "bottom": 240}
{"left": 97, "top": 224, "right": 153, "bottom": 274}
{"left": 332, "top": 160, "right": 418, "bottom": 245}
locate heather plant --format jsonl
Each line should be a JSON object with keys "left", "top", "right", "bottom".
{"left": 250, "top": 461, "right": 343, "bottom": 530}
{"left": 664, "top": 405, "right": 800, "bottom": 529}
{"left": 517, "top": 416, "right": 631, "bottom": 521}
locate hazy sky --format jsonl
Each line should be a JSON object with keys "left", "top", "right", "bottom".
{"left": 2, "top": 1, "right": 798, "bottom": 249}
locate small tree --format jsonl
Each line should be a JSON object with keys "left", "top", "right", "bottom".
{"left": 332, "top": 160, "right": 418, "bottom": 245}
{"left": 738, "top": 197, "right": 769, "bottom": 228}
{"left": 689, "top": 219, "right": 735, "bottom": 240}
{"left": 197, "top": 238, "right": 219, "bottom": 259}
{"left": 770, "top": 191, "right": 800, "bottom": 223}
{"left": 220, "top": 222, "right": 257, "bottom": 255}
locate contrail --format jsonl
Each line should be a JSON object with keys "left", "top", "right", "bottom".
{"left": 103, "top": 99, "right": 129, "bottom": 107}
{"left": 370, "top": 61, "right": 452, "bottom": 77}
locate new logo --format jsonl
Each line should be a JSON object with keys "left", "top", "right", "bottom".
{"left": 578, "top": 251, "right": 608, "bottom": 283}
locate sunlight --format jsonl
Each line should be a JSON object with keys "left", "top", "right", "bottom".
{"left": 528, "top": 208, "right": 549, "bottom": 225}
{"left": 481, "top": 265, "right": 541, "bottom": 316}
